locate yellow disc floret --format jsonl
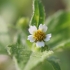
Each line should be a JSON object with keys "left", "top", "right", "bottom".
{"left": 33, "top": 30, "right": 46, "bottom": 41}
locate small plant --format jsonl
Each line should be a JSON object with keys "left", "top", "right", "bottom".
{"left": 0, "top": 0, "right": 70, "bottom": 70}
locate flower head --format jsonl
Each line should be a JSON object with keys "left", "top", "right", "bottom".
{"left": 28, "top": 24, "right": 51, "bottom": 47}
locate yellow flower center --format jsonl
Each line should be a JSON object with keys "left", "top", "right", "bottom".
{"left": 33, "top": 30, "right": 46, "bottom": 41}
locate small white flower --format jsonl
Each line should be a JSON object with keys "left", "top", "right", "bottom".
{"left": 27, "top": 24, "right": 51, "bottom": 47}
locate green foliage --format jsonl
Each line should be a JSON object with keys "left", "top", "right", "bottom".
{"left": 30, "top": 0, "right": 45, "bottom": 27}
{"left": 46, "top": 11, "right": 70, "bottom": 48}
{"left": 23, "top": 11, "right": 70, "bottom": 70}
{"left": 48, "top": 60, "right": 61, "bottom": 70}
{"left": 24, "top": 51, "right": 54, "bottom": 70}
{"left": 31, "top": 57, "right": 60, "bottom": 70}
{"left": 0, "top": 0, "right": 70, "bottom": 70}
{"left": 8, "top": 34, "right": 31, "bottom": 70}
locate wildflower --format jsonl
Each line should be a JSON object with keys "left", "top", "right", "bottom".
{"left": 28, "top": 24, "right": 51, "bottom": 47}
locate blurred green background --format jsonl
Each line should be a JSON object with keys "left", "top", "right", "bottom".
{"left": 0, "top": 0, "right": 70, "bottom": 70}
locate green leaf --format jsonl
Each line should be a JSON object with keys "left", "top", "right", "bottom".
{"left": 39, "top": 0, "right": 45, "bottom": 24}
{"left": 30, "top": 0, "right": 39, "bottom": 27}
{"left": 31, "top": 59, "right": 55, "bottom": 70}
{"left": 30, "top": 0, "right": 45, "bottom": 27}
{"left": 24, "top": 51, "right": 53, "bottom": 70}
{"left": 31, "top": 57, "right": 60, "bottom": 70}
{"left": 8, "top": 34, "right": 31, "bottom": 70}
{"left": 48, "top": 60, "right": 61, "bottom": 70}
{"left": 45, "top": 11, "right": 70, "bottom": 48}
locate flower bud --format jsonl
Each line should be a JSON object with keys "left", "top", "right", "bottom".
{"left": 17, "top": 17, "right": 29, "bottom": 29}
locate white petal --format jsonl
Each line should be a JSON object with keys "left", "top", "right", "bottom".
{"left": 44, "top": 34, "right": 51, "bottom": 41}
{"left": 28, "top": 26, "right": 37, "bottom": 34}
{"left": 28, "top": 35, "right": 35, "bottom": 42}
{"left": 36, "top": 41, "right": 45, "bottom": 47}
{"left": 39, "top": 24, "right": 48, "bottom": 32}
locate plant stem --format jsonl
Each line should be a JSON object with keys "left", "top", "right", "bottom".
{"left": 13, "top": 56, "right": 21, "bottom": 70}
